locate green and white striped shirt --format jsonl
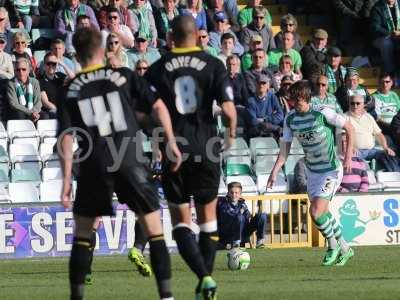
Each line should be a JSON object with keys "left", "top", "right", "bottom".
{"left": 13, "top": 0, "right": 38, "bottom": 15}
{"left": 373, "top": 90, "right": 400, "bottom": 123}
{"left": 282, "top": 107, "right": 346, "bottom": 173}
{"left": 311, "top": 93, "right": 343, "bottom": 114}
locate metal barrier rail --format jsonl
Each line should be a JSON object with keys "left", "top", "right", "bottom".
{"left": 243, "top": 194, "right": 312, "bottom": 248}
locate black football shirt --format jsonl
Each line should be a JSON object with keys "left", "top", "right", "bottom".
{"left": 58, "top": 66, "right": 157, "bottom": 173}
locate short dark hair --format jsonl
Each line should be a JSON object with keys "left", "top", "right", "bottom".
{"left": 72, "top": 27, "right": 102, "bottom": 65}
{"left": 107, "top": 6, "right": 119, "bottom": 15}
{"left": 220, "top": 32, "right": 235, "bottom": 44}
{"left": 76, "top": 14, "right": 90, "bottom": 23}
{"left": 228, "top": 182, "right": 242, "bottom": 191}
{"left": 379, "top": 72, "right": 392, "bottom": 80}
{"left": 171, "top": 15, "right": 197, "bottom": 45}
{"left": 44, "top": 51, "right": 57, "bottom": 62}
{"left": 289, "top": 80, "right": 312, "bottom": 103}
{"left": 51, "top": 38, "right": 64, "bottom": 46}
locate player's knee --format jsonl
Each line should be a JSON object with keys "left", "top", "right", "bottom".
{"left": 309, "top": 203, "right": 324, "bottom": 220}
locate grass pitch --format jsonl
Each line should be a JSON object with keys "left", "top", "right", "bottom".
{"left": 1, "top": 246, "right": 400, "bottom": 300}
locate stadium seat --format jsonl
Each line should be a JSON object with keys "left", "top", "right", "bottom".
{"left": 11, "top": 168, "right": 41, "bottom": 183}
{"left": 0, "top": 163, "right": 9, "bottom": 183}
{"left": 0, "top": 122, "right": 8, "bottom": 151}
{"left": 9, "top": 182, "right": 40, "bottom": 203}
{"left": 218, "top": 176, "right": 227, "bottom": 196}
{"left": 33, "top": 50, "right": 46, "bottom": 63}
{"left": 225, "top": 163, "right": 252, "bottom": 176}
{"left": 226, "top": 175, "right": 258, "bottom": 194}
{"left": 39, "top": 143, "right": 59, "bottom": 167}
{"left": 9, "top": 143, "right": 41, "bottom": 170}
{"left": 40, "top": 180, "right": 63, "bottom": 202}
{"left": 257, "top": 172, "right": 287, "bottom": 194}
{"left": 376, "top": 171, "right": 400, "bottom": 191}
{"left": 249, "top": 137, "right": 279, "bottom": 158}
{"left": 253, "top": 155, "right": 277, "bottom": 175}
{"left": 366, "top": 170, "right": 383, "bottom": 191}
{"left": 37, "top": 119, "right": 58, "bottom": 142}
{"left": 224, "top": 137, "right": 251, "bottom": 157}
{"left": 30, "top": 28, "right": 56, "bottom": 45}
{"left": 7, "top": 120, "right": 39, "bottom": 149}
{"left": 226, "top": 155, "right": 252, "bottom": 168}
{"left": 42, "top": 167, "right": 62, "bottom": 181}
{"left": 284, "top": 155, "right": 303, "bottom": 175}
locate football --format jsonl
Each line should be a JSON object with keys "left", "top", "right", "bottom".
{"left": 227, "top": 249, "right": 251, "bottom": 271}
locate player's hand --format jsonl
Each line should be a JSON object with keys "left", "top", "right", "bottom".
{"left": 266, "top": 173, "right": 276, "bottom": 189}
{"left": 61, "top": 180, "right": 72, "bottom": 209}
{"left": 343, "top": 157, "right": 352, "bottom": 173}
{"left": 168, "top": 142, "right": 182, "bottom": 172}
{"left": 385, "top": 147, "right": 396, "bottom": 156}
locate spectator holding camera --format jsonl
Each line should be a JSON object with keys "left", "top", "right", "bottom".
{"left": 217, "top": 182, "right": 267, "bottom": 249}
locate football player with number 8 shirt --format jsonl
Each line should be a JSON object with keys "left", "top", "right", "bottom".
{"left": 267, "top": 81, "right": 355, "bottom": 267}
{"left": 146, "top": 15, "right": 237, "bottom": 300}
{"left": 57, "top": 27, "right": 181, "bottom": 300}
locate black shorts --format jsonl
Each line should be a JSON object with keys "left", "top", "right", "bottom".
{"left": 162, "top": 156, "right": 221, "bottom": 205}
{"left": 73, "top": 164, "right": 160, "bottom": 217}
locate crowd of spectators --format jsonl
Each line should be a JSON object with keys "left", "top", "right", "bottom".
{"left": 0, "top": 0, "right": 399, "bottom": 193}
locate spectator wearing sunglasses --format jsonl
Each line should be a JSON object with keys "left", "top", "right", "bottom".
{"left": 135, "top": 59, "right": 149, "bottom": 77}
{"left": 311, "top": 75, "right": 342, "bottom": 113}
{"left": 344, "top": 94, "right": 399, "bottom": 171}
{"left": 105, "top": 32, "right": 129, "bottom": 68}
{"left": 11, "top": 32, "right": 37, "bottom": 78}
{"left": 7, "top": 58, "right": 42, "bottom": 122}
{"left": 101, "top": 7, "right": 134, "bottom": 48}
{"left": 38, "top": 52, "right": 65, "bottom": 119}
{"left": 127, "top": 33, "right": 161, "bottom": 70}
{"left": 238, "top": 0, "right": 271, "bottom": 30}
{"left": 98, "top": 0, "right": 137, "bottom": 33}
{"left": 0, "top": 7, "right": 13, "bottom": 54}
{"left": 197, "top": 29, "right": 218, "bottom": 57}
{"left": 373, "top": 73, "right": 400, "bottom": 135}
{"left": 274, "top": 14, "right": 303, "bottom": 51}
{"left": 0, "top": 33, "right": 13, "bottom": 80}
{"left": 240, "top": 6, "right": 275, "bottom": 53}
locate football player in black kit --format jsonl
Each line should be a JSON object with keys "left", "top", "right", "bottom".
{"left": 146, "top": 15, "right": 237, "bottom": 300}
{"left": 58, "top": 27, "right": 181, "bottom": 300}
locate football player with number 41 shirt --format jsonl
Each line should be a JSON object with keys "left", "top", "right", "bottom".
{"left": 57, "top": 27, "right": 182, "bottom": 300}
{"left": 146, "top": 15, "right": 237, "bottom": 300}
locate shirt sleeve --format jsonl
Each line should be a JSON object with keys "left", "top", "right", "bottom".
{"left": 321, "top": 107, "right": 346, "bottom": 128}
{"left": 371, "top": 115, "right": 382, "bottom": 135}
{"left": 213, "top": 58, "right": 234, "bottom": 105}
{"left": 281, "top": 114, "right": 293, "bottom": 142}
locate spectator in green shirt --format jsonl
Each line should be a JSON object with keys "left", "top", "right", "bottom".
{"left": 197, "top": 29, "right": 219, "bottom": 57}
{"left": 373, "top": 73, "right": 400, "bottom": 134}
{"left": 268, "top": 31, "right": 302, "bottom": 73}
{"left": 311, "top": 75, "right": 343, "bottom": 113}
{"left": 241, "top": 34, "right": 267, "bottom": 71}
{"left": 238, "top": 0, "right": 272, "bottom": 30}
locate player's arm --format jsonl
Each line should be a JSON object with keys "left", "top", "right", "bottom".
{"left": 221, "top": 101, "right": 237, "bottom": 151}
{"left": 151, "top": 98, "right": 182, "bottom": 172}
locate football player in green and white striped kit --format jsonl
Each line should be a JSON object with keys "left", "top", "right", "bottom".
{"left": 267, "top": 80, "right": 355, "bottom": 266}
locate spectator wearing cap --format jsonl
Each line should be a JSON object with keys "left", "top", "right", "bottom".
{"left": 7, "top": 57, "right": 42, "bottom": 122}
{"left": 370, "top": 0, "right": 400, "bottom": 74}
{"left": 238, "top": 0, "right": 272, "bottom": 30}
{"left": 373, "top": 73, "right": 400, "bottom": 134}
{"left": 268, "top": 31, "right": 302, "bottom": 74}
{"left": 240, "top": 6, "right": 276, "bottom": 53}
{"left": 205, "top": 0, "right": 239, "bottom": 33}
{"left": 98, "top": 0, "right": 137, "bottom": 33}
{"left": 344, "top": 94, "right": 399, "bottom": 171}
{"left": 333, "top": 0, "right": 364, "bottom": 52}
{"left": 323, "top": 46, "right": 347, "bottom": 94}
{"left": 0, "top": 33, "right": 13, "bottom": 80}
{"left": 208, "top": 11, "right": 244, "bottom": 55}
{"left": 275, "top": 75, "right": 295, "bottom": 115}
{"left": 274, "top": 14, "right": 303, "bottom": 51}
{"left": 0, "top": 7, "right": 13, "bottom": 54}
{"left": 311, "top": 75, "right": 343, "bottom": 113}
{"left": 217, "top": 32, "right": 235, "bottom": 67}
{"left": 154, "top": 0, "right": 179, "bottom": 43}
{"left": 246, "top": 73, "right": 284, "bottom": 138}
{"left": 300, "top": 28, "right": 328, "bottom": 81}
{"left": 180, "top": 0, "right": 208, "bottom": 30}
{"left": 127, "top": 33, "right": 161, "bottom": 70}
{"left": 241, "top": 35, "right": 266, "bottom": 71}
{"left": 197, "top": 29, "right": 218, "bottom": 57}
{"left": 272, "top": 55, "right": 302, "bottom": 90}
{"left": 55, "top": 0, "right": 99, "bottom": 55}
{"left": 336, "top": 67, "right": 376, "bottom": 117}
{"left": 244, "top": 48, "right": 278, "bottom": 95}
{"left": 8, "top": 0, "right": 40, "bottom": 32}
{"left": 129, "top": 0, "right": 158, "bottom": 47}
{"left": 101, "top": 7, "right": 135, "bottom": 48}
